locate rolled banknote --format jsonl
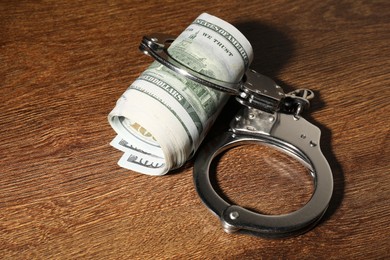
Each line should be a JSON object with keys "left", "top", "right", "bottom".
{"left": 108, "top": 13, "right": 253, "bottom": 175}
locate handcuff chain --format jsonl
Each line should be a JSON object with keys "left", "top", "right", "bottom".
{"left": 283, "top": 89, "right": 315, "bottom": 118}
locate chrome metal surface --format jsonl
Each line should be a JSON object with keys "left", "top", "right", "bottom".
{"left": 230, "top": 108, "right": 278, "bottom": 136}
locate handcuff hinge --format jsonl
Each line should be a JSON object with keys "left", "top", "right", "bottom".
{"left": 236, "top": 70, "right": 285, "bottom": 113}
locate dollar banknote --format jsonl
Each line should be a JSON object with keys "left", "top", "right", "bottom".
{"left": 108, "top": 13, "right": 253, "bottom": 175}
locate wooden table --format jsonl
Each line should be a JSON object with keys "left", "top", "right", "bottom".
{"left": 1, "top": 1, "right": 389, "bottom": 258}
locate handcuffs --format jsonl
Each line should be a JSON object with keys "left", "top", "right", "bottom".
{"left": 140, "top": 34, "right": 333, "bottom": 238}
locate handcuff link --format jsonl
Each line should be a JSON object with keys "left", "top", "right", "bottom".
{"left": 140, "top": 34, "right": 333, "bottom": 238}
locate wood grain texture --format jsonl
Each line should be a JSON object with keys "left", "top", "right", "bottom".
{"left": 0, "top": 0, "right": 389, "bottom": 259}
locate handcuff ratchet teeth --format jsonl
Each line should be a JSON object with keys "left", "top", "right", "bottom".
{"left": 140, "top": 34, "right": 333, "bottom": 238}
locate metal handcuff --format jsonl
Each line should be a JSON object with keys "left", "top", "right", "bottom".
{"left": 140, "top": 34, "right": 333, "bottom": 238}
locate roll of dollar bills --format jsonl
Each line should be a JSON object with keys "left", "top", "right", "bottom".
{"left": 108, "top": 13, "right": 253, "bottom": 175}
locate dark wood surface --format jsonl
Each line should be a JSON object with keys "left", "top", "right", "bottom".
{"left": 1, "top": 0, "right": 389, "bottom": 259}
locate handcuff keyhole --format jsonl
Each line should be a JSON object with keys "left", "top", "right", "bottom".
{"left": 212, "top": 144, "right": 314, "bottom": 215}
